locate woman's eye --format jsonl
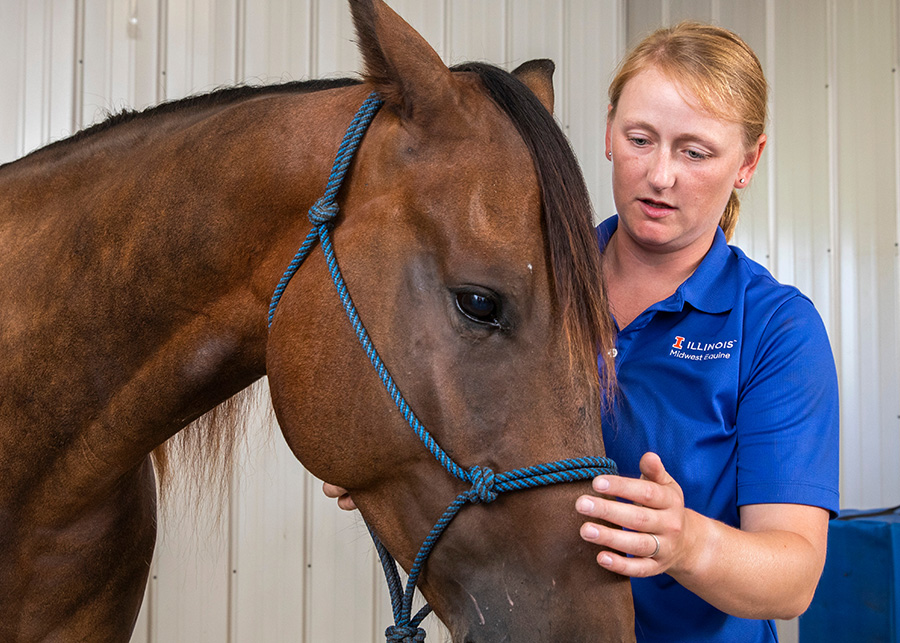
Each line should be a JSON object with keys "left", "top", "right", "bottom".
{"left": 455, "top": 291, "right": 501, "bottom": 328}
{"left": 686, "top": 148, "right": 710, "bottom": 160}
{"left": 628, "top": 136, "right": 650, "bottom": 147}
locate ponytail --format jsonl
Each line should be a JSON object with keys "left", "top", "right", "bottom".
{"left": 719, "top": 189, "right": 740, "bottom": 242}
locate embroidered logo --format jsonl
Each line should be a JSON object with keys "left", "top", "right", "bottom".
{"left": 670, "top": 336, "right": 736, "bottom": 362}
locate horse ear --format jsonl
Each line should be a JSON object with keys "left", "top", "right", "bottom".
{"left": 349, "top": 0, "right": 455, "bottom": 121}
{"left": 512, "top": 59, "right": 555, "bottom": 115}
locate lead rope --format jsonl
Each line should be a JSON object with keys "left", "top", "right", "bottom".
{"left": 268, "top": 92, "right": 618, "bottom": 643}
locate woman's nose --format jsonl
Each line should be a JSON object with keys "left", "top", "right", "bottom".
{"left": 647, "top": 152, "right": 675, "bottom": 191}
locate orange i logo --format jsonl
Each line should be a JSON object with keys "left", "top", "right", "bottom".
{"left": 672, "top": 336, "right": 685, "bottom": 349}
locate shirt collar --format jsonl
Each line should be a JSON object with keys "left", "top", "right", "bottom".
{"left": 596, "top": 215, "right": 739, "bottom": 314}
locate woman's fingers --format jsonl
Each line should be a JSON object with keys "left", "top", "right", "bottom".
{"left": 576, "top": 453, "right": 689, "bottom": 577}
{"left": 322, "top": 482, "right": 358, "bottom": 511}
{"left": 639, "top": 451, "right": 675, "bottom": 486}
{"left": 577, "top": 519, "right": 664, "bottom": 577}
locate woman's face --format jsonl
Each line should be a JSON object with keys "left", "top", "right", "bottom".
{"left": 606, "top": 66, "right": 764, "bottom": 257}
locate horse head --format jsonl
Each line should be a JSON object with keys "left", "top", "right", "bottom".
{"left": 266, "top": 1, "right": 634, "bottom": 641}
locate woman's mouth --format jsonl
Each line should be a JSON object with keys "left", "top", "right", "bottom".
{"left": 638, "top": 198, "right": 676, "bottom": 218}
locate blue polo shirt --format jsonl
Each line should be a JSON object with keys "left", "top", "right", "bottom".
{"left": 597, "top": 216, "right": 840, "bottom": 643}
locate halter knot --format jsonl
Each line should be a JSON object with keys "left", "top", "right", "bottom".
{"left": 308, "top": 197, "right": 339, "bottom": 226}
{"left": 385, "top": 625, "right": 427, "bottom": 642}
{"left": 467, "top": 465, "right": 498, "bottom": 504}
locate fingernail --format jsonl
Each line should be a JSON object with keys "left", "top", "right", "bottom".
{"left": 583, "top": 524, "right": 599, "bottom": 539}
{"left": 577, "top": 497, "right": 595, "bottom": 513}
{"left": 599, "top": 553, "right": 613, "bottom": 567}
{"left": 593, "top": 477, "right": 610, "bottom": 492}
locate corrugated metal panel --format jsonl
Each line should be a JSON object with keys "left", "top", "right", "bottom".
{"left": 2, "top": 1, "right": 899, "bottom": 642}
{"left": 832, "top": 0, "right": 900, "bottom": 511}
{"left": 0, "top": 0, "right": 26, "bottom": 161}
{"left": 562, "top": 0, "right": 624, "bottom": 218}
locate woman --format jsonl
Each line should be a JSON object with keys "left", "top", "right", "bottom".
{"left": 574, "top": 21, "right": 839, "bottom": 642}
{"left": 326, "top": 21, "right": 839, "bottom": 642}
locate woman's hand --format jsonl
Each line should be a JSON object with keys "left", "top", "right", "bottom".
{"left": 575, "top": 451, "right": 830, "bottom": 620}
{"left": 322, "top": 482, "right": 358, "bottom": 511}
{"left": 576, "top": 452, "right": 699, "bottom": 577}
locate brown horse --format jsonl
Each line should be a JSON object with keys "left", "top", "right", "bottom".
{"left": 0, "top": 1, "right": 634, "bottom": 641}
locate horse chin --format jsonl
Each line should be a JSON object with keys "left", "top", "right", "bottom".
{"left": 418, "top": 491, "right": 636, "bottom": 643}
{"left": 435, "top": 574, "right": 635, "bottom": 643}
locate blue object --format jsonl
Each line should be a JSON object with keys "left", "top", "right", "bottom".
{"left": 800, "top": 507, "right": 900, "bottom": 642}
{"left": 269, "top": 93, "right": 618, "bottom": 643}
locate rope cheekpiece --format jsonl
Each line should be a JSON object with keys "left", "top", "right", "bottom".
{"left": 268, "top": 92, "right": 618, "bottom": 642}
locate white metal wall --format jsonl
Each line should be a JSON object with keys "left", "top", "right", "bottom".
{"left": 1, "top": 1, "right": 898, "bottom": 642}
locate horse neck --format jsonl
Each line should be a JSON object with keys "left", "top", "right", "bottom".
{"left": 0, "top": 85, "right": 369, "bottom": 484}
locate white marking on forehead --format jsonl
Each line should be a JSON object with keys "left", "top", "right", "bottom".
{"left": 527, "top": 263, "right": 533, "bottom": 272}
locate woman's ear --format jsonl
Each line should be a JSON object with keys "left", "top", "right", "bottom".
{"left": 736, "top": 133, "right": 767, "bottom": 188}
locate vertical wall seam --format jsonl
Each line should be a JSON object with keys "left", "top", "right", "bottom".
{"left": 73, "top": 0, "right": 85, "bottom": 133}
{"left": 765, "top": 0, "right": 777, "bottom": 279}
{"left": 370, "top": 527, "right": 381, "bottom": 643}
{"left": 309, "top": 0, "right": 318, "bottom": 79}
{"left": 42, "top": 0, "right": 52, "bottom": 146}
{"left": 825, "top": 0, "right": 844, "bottom": 492}
{"left": 157, "top": 0, "right": 168, "bottom": 102}
{"left": 503, "top": 0, "right": 511, "bottom": 66}
{"left": 826, "top": 0, "right": 840, "bottom": 360}
{"left": 442, "top": 0, "right": 450, "bottom": 63}
{"left": 104, "top": 0, "right": 113, "bottom": 112}
{"left": 301, "top": 473, "right": 314, "bottom": 643}
{"left": 186, "top": 0, "right": 194, "bottom": 91}
{"left": 892, "top": 0, "right": 900, "bottom": 494}
{"left": 127, "top": 0, "right": 136, "bottom": 106}
{"left": 207, "top": 1, "right": 215, "bottom": 84}
{"left": 561, "top": 0, "right": 569, "bottom": 131}
{"left": 226, "top": 463, "right": 237, "bottom": 643}
{"left": 147, "top": 556, "right": 156, "bottom": 640}
{"left": 235, "top": 0, "right": 246, "bottom": 82}
{"left": 17, "top": 1, "right": 26, "bottom": 157}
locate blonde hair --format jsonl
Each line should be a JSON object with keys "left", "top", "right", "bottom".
{"left": 608, "top": 22, "right": 767, "bottom": 241}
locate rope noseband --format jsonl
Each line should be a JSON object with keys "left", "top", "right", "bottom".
{"left": 268, "top": 92, "right": 617, "bottom": 643}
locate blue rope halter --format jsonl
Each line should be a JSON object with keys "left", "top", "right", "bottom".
{"left": 268, "top": 92, "right": 618, "bottom": 643}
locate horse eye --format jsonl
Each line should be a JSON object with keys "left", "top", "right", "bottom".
{"left": 455, "top": 291, "right": 501, "bottom": 327}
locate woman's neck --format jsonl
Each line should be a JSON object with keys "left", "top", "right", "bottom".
{"left": 603, "top": 230, "right": 711, "bottom": 329}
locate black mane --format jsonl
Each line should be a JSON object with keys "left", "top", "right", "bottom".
{"left": 452, "top": 62, "right": 615, "bottom": 393}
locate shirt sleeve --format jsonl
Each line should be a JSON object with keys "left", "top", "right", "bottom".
{"left": 735, "top": 294, "right": 840, "bottom": 516}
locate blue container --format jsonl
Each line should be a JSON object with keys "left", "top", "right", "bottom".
{"left": 800, "top": 507, "right": 900, "bottom": 642}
